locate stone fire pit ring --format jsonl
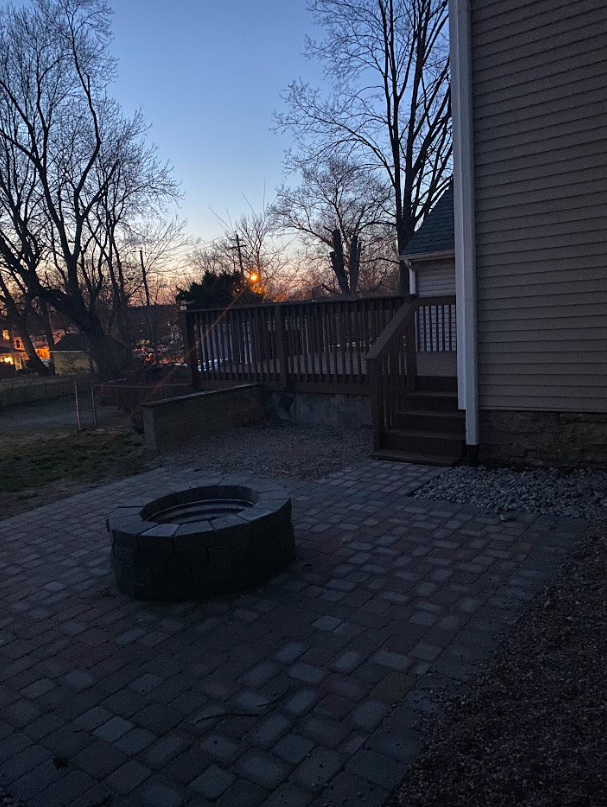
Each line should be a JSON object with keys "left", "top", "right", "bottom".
{"left": 108, "top": 476, "right": 295, "bottom": 601}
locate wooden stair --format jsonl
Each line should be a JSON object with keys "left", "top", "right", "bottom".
{"left": 372, "top": 378, "right": 465, "bottom": 467}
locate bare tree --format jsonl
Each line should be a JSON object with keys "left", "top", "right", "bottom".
{"left": 0, "top": 0, "right": 179, "bottom": 378}
{"left": 275, "top": 0, "right": 451, "bottom": 293}
{"left": 272, "top": 157, "right": 397, "bottom": 295}
{"left": 195, "top": 199, "right": 293, "bottom": 302}
{"left": 229, "top": 202, "right": 292, "bottom": 300}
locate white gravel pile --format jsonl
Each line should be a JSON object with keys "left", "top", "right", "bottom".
{"left": 414, "top": 465, "right": 607, "bottom": 519}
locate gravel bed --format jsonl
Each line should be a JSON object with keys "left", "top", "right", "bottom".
{"left": 160, "top": 419, "right": 372, "bottom": 481}
{"left": 414, "top": 465, "right": 607, "bottom": 519}
{"left": 0, "top": 788, "right": 23, "bottom": 807}
{"left": 387, "top": 513, "right": 607, "bottom": 807}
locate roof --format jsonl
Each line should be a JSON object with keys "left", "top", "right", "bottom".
{"left": 402, "top": 183, "right": 454, "bottom": 258}
{"left": 53, "top": 333, "right": 89, "bottom": 352}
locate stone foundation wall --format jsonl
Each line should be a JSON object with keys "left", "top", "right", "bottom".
{"left": 143, "top": 384, "right": 265, "bottom": 452}
{"left": 264, "top": 390, "right": 372, "bottom": 429}
{"left": 479, "top": 410, "right": 607, "bottom": 469}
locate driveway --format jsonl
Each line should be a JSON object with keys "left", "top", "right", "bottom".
{"left": 0, "top": 395, "right": 121, "bottom": 432}
{"left": 0, "top": 461, "right": 584, "bottom": 807}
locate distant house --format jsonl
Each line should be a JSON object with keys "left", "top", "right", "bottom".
{"left": 52, "top": 332, "right": 132, "bottom": 377}
{"left": 449, "top": 0, "right": 607, "bottom": 466}
{"left": 52, "top": 333, "right": 95, "bottom": 376}
{"left": 0, "top": 323, "right": 25, "bottom": 371}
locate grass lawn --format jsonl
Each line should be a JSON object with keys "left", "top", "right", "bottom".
{"left": 0, "top": 400, "right": 148, "bottom": 517}
{"left": 0, "top": 427, "right": 144, "bottom": 494}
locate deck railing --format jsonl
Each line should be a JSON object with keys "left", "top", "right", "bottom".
{"left": 183, "top": 294, "right": 456, "bottom": 399}
{"left": 366, "top": 295, "right": 457, "bottom": 450}
{"left": 183, "top": 296, "right": 404, "bottom": 393}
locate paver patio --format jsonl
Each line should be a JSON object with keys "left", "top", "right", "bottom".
{"left": 0, "top": 461, "right": 585, "bottom": 807}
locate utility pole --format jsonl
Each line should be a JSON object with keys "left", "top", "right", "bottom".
{"left": 233, "top": 234, "right": 245, "bottom": 273}
{"left": 140, "top": 249, "right": 158, "bottom": 364}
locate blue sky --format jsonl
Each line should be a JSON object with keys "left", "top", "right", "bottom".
{"left": 110, "top": 0, "right": 322, "bottom": 242}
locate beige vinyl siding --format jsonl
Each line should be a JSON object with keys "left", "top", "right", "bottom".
{"left": 471, "top": 0, "right": 607, "bottom": 413}
{"left": 415, "top": 259, "right": 456, "bottom": 297}
{"left": 414, "top": 260, "right": 456, "bottom": 352}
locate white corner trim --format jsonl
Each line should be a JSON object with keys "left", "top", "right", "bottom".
{"left": 450, "top": 0, "right": 479, "bottom": 447}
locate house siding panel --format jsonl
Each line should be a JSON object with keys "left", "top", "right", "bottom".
{"left": 471, "top": 0, "right": 607, "bottom": 413}
{"left": 416, "top": 260, "right": 456, "bottom": 297}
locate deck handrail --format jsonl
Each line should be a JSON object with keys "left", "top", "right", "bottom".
{"left": 183, "top": 294, "right": 404, "bottom": 394}
{"left": 182, "top": 293, "right": 403, "bottom": 315}
{"left": 365, "top": 296, "right": 417, "bottom": 362}
{"left": 366, "top": 294, "right": 456, "bottom": 450}
{"left": 183, "top": 293, "right": 455, "bottom": 410}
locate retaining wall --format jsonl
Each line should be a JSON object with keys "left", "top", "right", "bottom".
{"left": 142, "top": 384, "right": 265, "bottom": 452}
{"left": 265, "top": 390, "right": 372, "bottom": 430}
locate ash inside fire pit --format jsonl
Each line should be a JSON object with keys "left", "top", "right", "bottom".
{"left": 108, "top": 476, "right": 295, "bottom": 601}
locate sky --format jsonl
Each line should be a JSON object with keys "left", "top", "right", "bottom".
{"left": 110, "top": 0, "right": 323, "bottom": 244}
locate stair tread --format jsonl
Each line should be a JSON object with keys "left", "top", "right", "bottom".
{"left": 398, "top": 409, "right": 464, "bottom": 419}
{"left": 371, "top": 449, "right": 461, "bottom": 467}
{"left": 387, "top": 427, "right": 463, "bottom": 440}
{"left": 408, "top": 390, "right": 458, "bottom": 398}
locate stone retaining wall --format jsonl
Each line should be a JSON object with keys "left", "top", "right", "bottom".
{"left": 480, "top": 410, "right": 607, "bottom": 468}
{"left": 142, "top": 384, "right": 265, "bottom": 452}
{"left": 265, "top": 390, "right": 372, "bottom": 429}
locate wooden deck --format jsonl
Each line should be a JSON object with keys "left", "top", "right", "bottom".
{"left": 184, "top": 295, "right": 457, "bottom": 394}
{"left": 212, "top": 349, "right": 456, "bottom": 381}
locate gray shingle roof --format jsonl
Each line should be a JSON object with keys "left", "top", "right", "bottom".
{"left": 53, "top": 333, "right": 89, "bottom": 352}
{"left": 403, "top": 183, "right": 454, "bottom": 257}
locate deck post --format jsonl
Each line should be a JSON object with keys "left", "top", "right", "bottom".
{"left": 405, "top": 314, "right": 418, "bottom": 393}
{"left": 369, "top": 358, "right": 383, "bottom": 450}
{"left": 182, "top": 306, "right": 200, "bottom": 391}
{"left": 276, "top": 305, "right": 288, "bottom": 389}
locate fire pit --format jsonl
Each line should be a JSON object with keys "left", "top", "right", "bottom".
{"left": 108, "top": 476, "right": 295, "bottom": 600}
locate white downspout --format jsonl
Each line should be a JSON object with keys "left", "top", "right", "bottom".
{"left": 406, "top": 259, "right": 417, "bottom": 294}
{"left": 450, "top": 0, "right": 479, "bottom": 453}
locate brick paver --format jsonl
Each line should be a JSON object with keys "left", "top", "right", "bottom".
{"left": 0, "top": 461, "right": 585, "bottom": 806}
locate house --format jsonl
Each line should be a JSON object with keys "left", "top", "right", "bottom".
{"left": 0, "top": 325, "right": 20, "bottom": 372}
{"left": 185, "top": 1, "right": 606, "bottom": 468}
{"left": 449, "top": 0, "right": 607, "bottom": 467}
{"left": 0, "top": 323, "right": 27, "bottom": 371}
{"left": 52, "top": 332, "right": 132, "bottom": 377}
{"left": 0, "top": 317, "right": 59, "bottom": 371}
{"left": 52, "top": 333, "right": 96, "bottom": 376}
{"left": 403, "top": 182, "right": 455, "bottom": 300}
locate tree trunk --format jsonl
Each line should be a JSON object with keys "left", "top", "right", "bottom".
{"left": 35, "top": 286, "right": 125, "bottom": 381}
{"left": 15, "top": 314, "right": 50, "bottom": 375}
{"left": 0, "top": 285, "right": 50, "bottom": 375}
{"left": 39, "top": 300, "right": 56, "bottom": 373}
{"left": 348, "top": 234, "right": 361, "bottom": 295}
{"left": 396, "top": 212, "right": 413, "bottom": 296}
{"left": 84, "top": 324, "right": 125, "bottom": 381}
{"left": 330, "top": 229, "right": 351, "bottom": 295}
